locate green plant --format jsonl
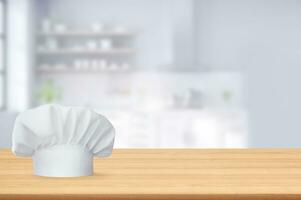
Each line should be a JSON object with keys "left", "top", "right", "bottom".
{"left": 37, "top": 80, "right": 62, "bottom": 103}
{"left": 222, "top": 90, "right": 233, "bottom": 103}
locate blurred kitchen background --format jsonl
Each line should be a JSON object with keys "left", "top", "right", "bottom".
{"left": 1, "top": 0, "right": 301, "bottom": 148}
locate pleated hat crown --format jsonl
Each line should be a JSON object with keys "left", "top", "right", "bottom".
{"left": 12, "top": 104, "right": 115, "bottom": 177}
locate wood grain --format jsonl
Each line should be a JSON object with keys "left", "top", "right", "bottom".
{"left": 1, "top": 149, "right": 301, "bottom": 200}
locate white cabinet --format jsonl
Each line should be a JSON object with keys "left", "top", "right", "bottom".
{"left": 100, "top": 109, "right": 248, "bottom": 148}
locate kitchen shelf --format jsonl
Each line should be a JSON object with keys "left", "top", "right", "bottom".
{"left": 36, "top": 67, "right": 236, "bottom": 74}
{"left": 36, "top": 48, "right": 136, "bottom": 55}
{"left": 36, "top": 68, "right": 133, "bottom": 74}
{"left": 37, "top": 31, "right": 137, "bottom": 37}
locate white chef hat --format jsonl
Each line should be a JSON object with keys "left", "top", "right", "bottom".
{"left": 12, "top": 104, "right": 115, "bottom": 177}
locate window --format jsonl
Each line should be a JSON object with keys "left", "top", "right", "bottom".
{"left": 0, "top": 0, "right": 6, "bottom": 110}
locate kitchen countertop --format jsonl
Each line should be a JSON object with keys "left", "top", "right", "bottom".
{"left": 1, "top": 149, "right": 301, "bottom": 200}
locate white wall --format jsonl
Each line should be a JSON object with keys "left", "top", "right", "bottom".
{"left": 0, "top": 0, "right": 34, "bottom": 148}
{"left": 6, "top": 0, "right": 300, "bottom": 147}
{"left": 7, "top": 0, "right": 34, "bottom": 111}
{"left": 195, "top": 0, "right": 301, "bottom": 147}
{"left": 0, "top": 111, "right": 16, "bottom": 148}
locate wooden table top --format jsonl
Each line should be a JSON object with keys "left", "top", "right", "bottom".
{"left": 1, "top": 149, "right": 301, "bottom": 200}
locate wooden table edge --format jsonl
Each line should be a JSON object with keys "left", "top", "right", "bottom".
{"left": 1, "top": 194, "right": 301, "bottom": 200}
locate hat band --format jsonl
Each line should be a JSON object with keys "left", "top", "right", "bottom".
{"left": 33, "top": 144, "right": 93, "bottom": 177}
